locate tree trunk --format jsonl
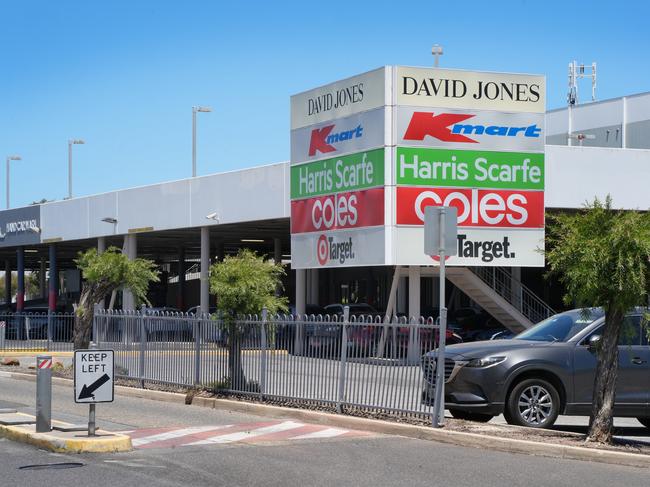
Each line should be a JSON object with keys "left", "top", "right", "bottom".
{"left": 587, "top": 306, "right": 624, "bottom": 443}
{"left": 227, "top": 318, "right": 247, "bottom": 390}
{"left": 74, "top": 284, "right": 97, "bottom": 349}
{"left": 73, "top": 281, "right": 114, "bottom": 350}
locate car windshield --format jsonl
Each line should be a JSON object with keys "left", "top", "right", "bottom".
{"left": 514, "top": 308, "right": 605, "bottom": 342}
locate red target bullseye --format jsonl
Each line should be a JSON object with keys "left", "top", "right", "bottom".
{"left": 317, "top": 234, "right": 329, "bottom": 265}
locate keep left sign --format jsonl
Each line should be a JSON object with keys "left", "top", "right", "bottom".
{"left": 74, "top": 349, "right": 114, "bottom": 403}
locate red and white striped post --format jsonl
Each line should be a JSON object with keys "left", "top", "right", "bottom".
{"left": 36, "top": 355, "right": 52, "bottom": 432}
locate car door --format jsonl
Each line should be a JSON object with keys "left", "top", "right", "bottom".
{"left": 572, "top": 315, "right": 649, "bottom": 416}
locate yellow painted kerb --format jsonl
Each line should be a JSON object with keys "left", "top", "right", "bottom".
{"left": 0, "top": 424, "right": 132, "bottom": 453}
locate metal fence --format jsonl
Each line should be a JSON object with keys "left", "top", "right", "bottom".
{"left": 93, "top": 309, "right": 442, "bottom": 418}
{"left": 0, "top": 312, "right": 77, "bottom": 351}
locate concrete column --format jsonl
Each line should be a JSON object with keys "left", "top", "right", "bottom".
{"left": 397, "top": 276, "right": 407, "bottom": 315}
{"left": 48, "top": 245, "right": 57, "bottom": 311}
{"left": 97, "top": 238, "right": 106, "bottom": 308}
{"left": 216, "top": 241, "right": 225, "bottom": 262}
{"left": 273, "top": 238, "right": 281, "bottom": 264}
{"left": 408, "top": 266, "right": 420, "bottom": 320}
{"left": 177, "top": 246, "right": 185, "bottom": 311}
{"left": 39, "top": 257, "right": 46, "bottom": 299}
{"left": 295, "top": 269, "right": 306, "bottom": 315}
{"left": 274, "top": 238, "right": 282, "bottom": 297}
{"left": 309, "top": 268, "right": 319, "bottom": 304}
{"left": 4, "top": 260, "right": 11, "bottom": 306}
{"left": 122, "top": 234, "right": 137, "bottom": 310}
{"left": 200, "top": 227, "right": 210, "bottom": 314}
{"left": 16, "top": 247, "right": 24, "bottom": 312}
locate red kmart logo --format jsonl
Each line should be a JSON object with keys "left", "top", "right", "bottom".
{"left": 403, "top": 112, "right": 542, "bottom": 143}
{"left": 309, "top": 124, "right": 364, "bottom": 156}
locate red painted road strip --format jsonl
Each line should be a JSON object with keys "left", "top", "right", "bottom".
{"left": 128, "top": 420, "right": 373, "bottom": 449}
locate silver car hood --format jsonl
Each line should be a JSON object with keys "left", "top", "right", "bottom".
{"left": 424, "top": 339, "right": 557, "bottom": 360}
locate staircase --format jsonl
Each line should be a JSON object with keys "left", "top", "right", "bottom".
{"left": 431, "top": 266, "right": 555, "bottom": 332}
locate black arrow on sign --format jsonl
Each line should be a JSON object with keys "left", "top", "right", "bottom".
{"left": 78, "top": 373, "right": 110, "bottom": 400}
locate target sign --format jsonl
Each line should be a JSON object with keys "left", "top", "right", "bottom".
{"left": 317, "top": 234, "right": 329, "bottom": 265}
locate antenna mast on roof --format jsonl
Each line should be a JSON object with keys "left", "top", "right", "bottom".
{"left": 568, "top": 60, "right": 597, "bottom": 105}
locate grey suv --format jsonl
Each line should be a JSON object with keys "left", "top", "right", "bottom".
{"left": 421, "top": 308, "right": 650, "bottom": 429}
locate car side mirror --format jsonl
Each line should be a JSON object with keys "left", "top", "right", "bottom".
{"left": 587, "top": 334, "right": 602, "bottom": 352}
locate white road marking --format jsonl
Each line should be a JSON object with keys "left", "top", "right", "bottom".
{"left": 132, "top": 425, "right": 233, "bottom": 446}
{"left": 185, "top": 421, "right": 305, "bottom": 445}
{"left": 290, "top": 427, "right": 348, "bottom": 440}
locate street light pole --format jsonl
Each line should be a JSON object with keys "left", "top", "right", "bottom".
{"left": 5, "top": 155, "right": 21, "bottom": 209}
{"left": 192, "top": 106, "right": 212, "bottom": 177}
{"left": 68, "top": 139, "right": 85, "bottom": 199}
{"left": 432, "top": 44, "right": 443, "bottom": 68}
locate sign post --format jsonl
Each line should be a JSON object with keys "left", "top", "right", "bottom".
{"left": 424, "top": 206, "right": 457, "bottom": 428}
{"left": 74, "top": 344, "right": 114, "bottom": 436}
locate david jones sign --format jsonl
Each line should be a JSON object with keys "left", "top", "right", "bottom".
{"left": 290, "top": 66, "right": 545, "bottom": 269}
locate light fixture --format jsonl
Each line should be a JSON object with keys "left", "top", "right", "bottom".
{"left": 25, "top": 249, "right": 38, "bottom": 253}
{"left": 192, "top": 106, "right": 213, "bottom": 177}
{"left": 206, "top": 212, "right": 219, "bottom": 221}
{"left": 567, "top": 133, "right": 596, "bottom": 146}
{"left": 101, "top": 217, "right": 118, "bottom": 224}
{"left": 431, "top": 44, "right": 443, "bottom": 67}
{"left": 241, "top": 239, "right": 264, "bottom": 243}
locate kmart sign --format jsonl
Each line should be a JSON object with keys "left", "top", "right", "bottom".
{"left": 290, "top": 66, "right": 545, "bottom": 268}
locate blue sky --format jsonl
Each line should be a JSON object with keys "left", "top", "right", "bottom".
{"left": 1, "top": 0, "right": 648, "bottom": 207}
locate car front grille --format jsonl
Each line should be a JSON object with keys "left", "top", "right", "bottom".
{"left": 422, "top": 357, "right": 456, "bottom": 384}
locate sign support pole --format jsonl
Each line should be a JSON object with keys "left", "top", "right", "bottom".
{"left": 88, "top": 341, "right": 97, "bottom": 436}
{"left": 432, "top": 208, "right": 447, "bottom": 428}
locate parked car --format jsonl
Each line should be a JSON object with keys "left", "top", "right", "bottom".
{"left": 490, "top": 330, "right": 516, "bottom": 340}
{"left": 421, "top": 308, "right": 650, "bottom": 429}
{"left": 3, "top": 307, "right": 71, "bottom": 341}
{"left": 277, "top": 304, "right": 328, "bottom": 353}
{"left": 324, "top": 303, "right": 381, "bottom": 318}
{"left": 140, "top": 307, "right": 191, "bottom": 341}
{"left": 186, "top": 306, "right": 223, "bottom": 343}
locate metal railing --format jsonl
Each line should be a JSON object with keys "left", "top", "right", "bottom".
{"left": 470, "top": 267, "right": 555, "bottom": 324}
{"left": 0, "top": 312, "right": 76, "bottom": 351}
{"left": 93, "top": 309, "right": 443, "bottom": 418}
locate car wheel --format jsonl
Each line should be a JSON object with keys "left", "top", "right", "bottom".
{"left": 449, "top": 409, "right": 494, "bottom": 423}
{"left": 637, "top": 417, "right": 650, "bottom": 429}
{"left": 506, "top": 378, "right": 560, "bottom": 428}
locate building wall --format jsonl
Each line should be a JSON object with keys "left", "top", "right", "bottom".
{"left": 546, "top": 92, "right": 650, "bottom": 149}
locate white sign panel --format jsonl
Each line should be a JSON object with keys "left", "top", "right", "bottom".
{"left": 395, "top": 227, "right": 544, "bottom": 266}
{"left": 291, "top": 227, "right": 385, "bottom": 269}
{"left": 74, "top": 349, "right": 114, "bottom": 404}
{"left": 291, "top": 107, "right": 386, "bottom": 164}
{"left": 396, "top": 66, "right": 545, "bottom": 113}
{"left": 424, "top": 206, "right": 458, "bottom": 256}
{"left": 291, "top": 67, "right": 387, "bottom": 130}
{"left": 396, "top": 106, "right": 545, "bottom": 152}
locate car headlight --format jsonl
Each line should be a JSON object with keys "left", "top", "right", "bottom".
{"left": 465, "top": 356, "right": 506, "bottom": 368}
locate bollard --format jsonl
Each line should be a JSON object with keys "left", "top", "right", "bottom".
{"left": 36, "top": 355, "right": 52, "bottom": 433}
{"left": 0, "top": 320, "right": 6, "bottom": 349}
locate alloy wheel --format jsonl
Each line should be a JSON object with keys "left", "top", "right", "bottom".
{"left": 517, "top": 385, "right": 553, "bottom": 426}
